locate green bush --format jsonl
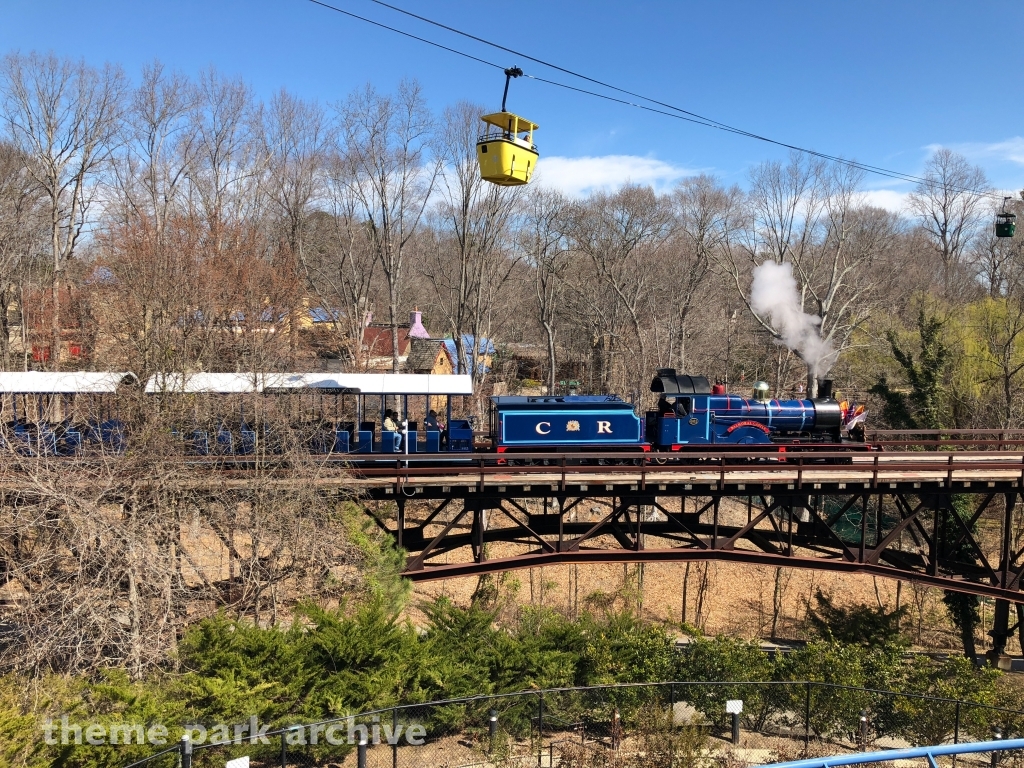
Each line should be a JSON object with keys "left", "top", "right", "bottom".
{"left": 6, "top": 598, "right": 1018, "bottom": 767}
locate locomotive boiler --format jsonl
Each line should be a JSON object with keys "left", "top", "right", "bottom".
{"left": 648, "top": 369, "right": 845, "bottom": 449}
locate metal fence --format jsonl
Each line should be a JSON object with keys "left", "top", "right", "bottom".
{"left": 121, "top": 681, "right": 1024, "bottom": 768}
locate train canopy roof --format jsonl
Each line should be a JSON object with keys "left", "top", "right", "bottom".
{"left": 650, "top": 369, "right": 711, "bottom": 395}
{"left": 0, "top": 371, "right": 138, "bottom": 393}
{"left": 144, "top": 372, "right": 474, "bottom": 395}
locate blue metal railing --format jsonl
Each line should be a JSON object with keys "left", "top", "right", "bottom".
{"left": 762, "top": 737, "right": 1024, "bottom": 768}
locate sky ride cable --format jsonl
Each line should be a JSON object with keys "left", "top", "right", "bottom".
{"left": 307, "top": 0, "right": 1010, "bottom": 202}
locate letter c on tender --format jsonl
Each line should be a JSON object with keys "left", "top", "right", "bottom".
{"left": 535, "top": 422, "right": 551, "bottom": 435}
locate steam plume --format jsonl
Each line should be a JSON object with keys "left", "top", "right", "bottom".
{"left": 750, "top": 261, "right": 834, "bottom": 379}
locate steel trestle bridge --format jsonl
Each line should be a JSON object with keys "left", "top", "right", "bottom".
{"left": 345, "top": 432, "right": 1024, "bottom": 659}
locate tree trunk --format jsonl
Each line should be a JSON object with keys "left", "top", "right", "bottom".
{"left": 0, "top": 291, "right": 10, "bottom": 370}
{"left": 389, "top": 279, "right": 400, "bottom": 373}
{"left": 960, "top": 618, "right": 978, "bottom": 663}
{"left": 695, "top": 563, "right": 710, "bottom": 630}
{"left": 770, "top": 566, "right": 784, "bottom": 640}
{"left": 544, "top": 321, "right": 557, "bottom": 395}
{"left": 681, "top": 561, "right": 690, "bottom": 626}
{"left": 636, "top": 563, "right": 644, "bottom": 617}
{"left": 677, "top": 310, "right": 687, "bottom": 373}
{"left": 945, "top": 590, "right": 980, "bottom": 664}
{"left": 127, "top": 564, "right": 142, "bottom": 680}
{"left": 895, "top": 581, "right": 903, "bottom": 631}
{"left": 50, "top": 275, "right": 61, "bottom": 369}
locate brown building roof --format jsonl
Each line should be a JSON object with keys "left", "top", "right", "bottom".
{"left": 405, "top": 338, "right": 453, "bottom": 373}
{"left": 361, "top": 325, "right": 411, "bottom": 358}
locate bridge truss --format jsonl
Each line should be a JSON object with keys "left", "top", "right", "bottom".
{"left": 352, "top": 443, "right": 1024, "bottom": 658}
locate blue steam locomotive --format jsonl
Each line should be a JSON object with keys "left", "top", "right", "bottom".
{"left": 488, "top": 369, "right": 854, "bottom": 455}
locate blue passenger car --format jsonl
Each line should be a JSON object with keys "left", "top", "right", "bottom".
{"left": 647, "top": 369, "right": 843, "bottom": 448}
{"left": 489, "top": 395, "right": 644, "bottom": 453}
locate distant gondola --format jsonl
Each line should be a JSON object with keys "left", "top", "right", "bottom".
{"left": 997, "top": 197, "right": 1017, "bottom": 238}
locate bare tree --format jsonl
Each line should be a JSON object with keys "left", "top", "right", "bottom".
{"left": 570, "top": 185, "right": 673, "bottom": 393}
{"left": 425, "top": 101, "right": 520, "bottom": 386}
{"left": 298, "top": 137, "right": 386, "bottom": 369}
{"left": 111, "top": 61, "right": 197, "bottom": 242}
{"left": 973, "top": 193, "right": 1024, "bottom": 298}
{"left": 258, "top": 89, "right": 332, "bottom": 364}
{"left": 0, "top": 141, "right": 45, "bottom": 369}
{"left": 908, "top": 148, "right": 990, "bottom": 297}
{"left": 518, "top": 187, "right": 571, "bottom": 394}
{"left": 0, "top": 52, "right": 127, "bottom": 366}
{"left": 0, "top": 391, "right": 364, "bottom": 677}
{"left": 186, "top": 67, "right": 263, "bottom": 246}
{"left": 723, "top": 154, "right": 900, "bottom": 396}
{"left": 337, "top": 81, "right": 439, "bottom": 372}
{"left": 664, "top": 174, "right": 739, "bottom": 371}
{"left": 103, "top": 62, "right": 199, "bottom": 375}
{"left": 260, "top": 89, "right": 330, "bottom": 259}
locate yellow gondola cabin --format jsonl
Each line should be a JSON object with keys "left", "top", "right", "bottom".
{"left": 476, "top": 111, "right": 539, "bottom": 186}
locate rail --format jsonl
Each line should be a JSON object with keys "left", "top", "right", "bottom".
{"left": 762, "top": 737, "right": 1024, "bottom": 768}
{"left": 867, "top": 429, "right": 1024, "bottom": 450}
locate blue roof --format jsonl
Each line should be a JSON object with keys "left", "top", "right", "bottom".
{"left": 442, "top": 336, "right": 494, "bottom": 374}
{"left": 308, "top": 307, "right": 342, "bottom": 323}
{"left": 85, "top": 266, "right": 116, "bottom": 285}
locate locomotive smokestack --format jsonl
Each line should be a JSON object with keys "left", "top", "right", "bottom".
{"left": 818, "top": 379, "right": 834, "bottom": 400}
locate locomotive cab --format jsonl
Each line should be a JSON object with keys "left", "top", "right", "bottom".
{"left": 649, "top": 370, "right": 715, "bottom": 448}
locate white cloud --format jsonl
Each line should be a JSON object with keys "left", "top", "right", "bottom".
{"left": 928, "top": 137, "right": 1024, "bottom": 167}
{"left": 858, "top": 189, "right": 910, "bottom": 213}
{"left": 534, "top": 155, "right": 696, "bottom": 197}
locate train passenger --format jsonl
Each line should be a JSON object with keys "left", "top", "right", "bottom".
{"left": 384, "top": 409, "right": 407, "bottom": 450}
{"left": 425, "top": 409, "right": 447, "bottom": 449}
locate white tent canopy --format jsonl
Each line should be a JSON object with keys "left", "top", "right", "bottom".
{"left": 0, "top": 372, "right": 138, "bottom": 394}
{"left": 144, "top": 372, "right": 474, "bottom": 396}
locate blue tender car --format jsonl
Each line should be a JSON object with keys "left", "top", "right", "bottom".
{"left": 489, "top": 395, "right": 644, "bottom": 455}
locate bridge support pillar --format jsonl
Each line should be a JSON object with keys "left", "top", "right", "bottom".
{"left": 990, "top": 493, "right": 1018, "bottom": 668}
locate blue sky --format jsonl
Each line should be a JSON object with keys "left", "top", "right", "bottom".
{"left": 3, "top": 0, "right": 1021, "bottom": 205}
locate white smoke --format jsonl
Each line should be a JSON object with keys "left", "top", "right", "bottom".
{"left": 749, "top": 261, "right": 834, "bottom": 379}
